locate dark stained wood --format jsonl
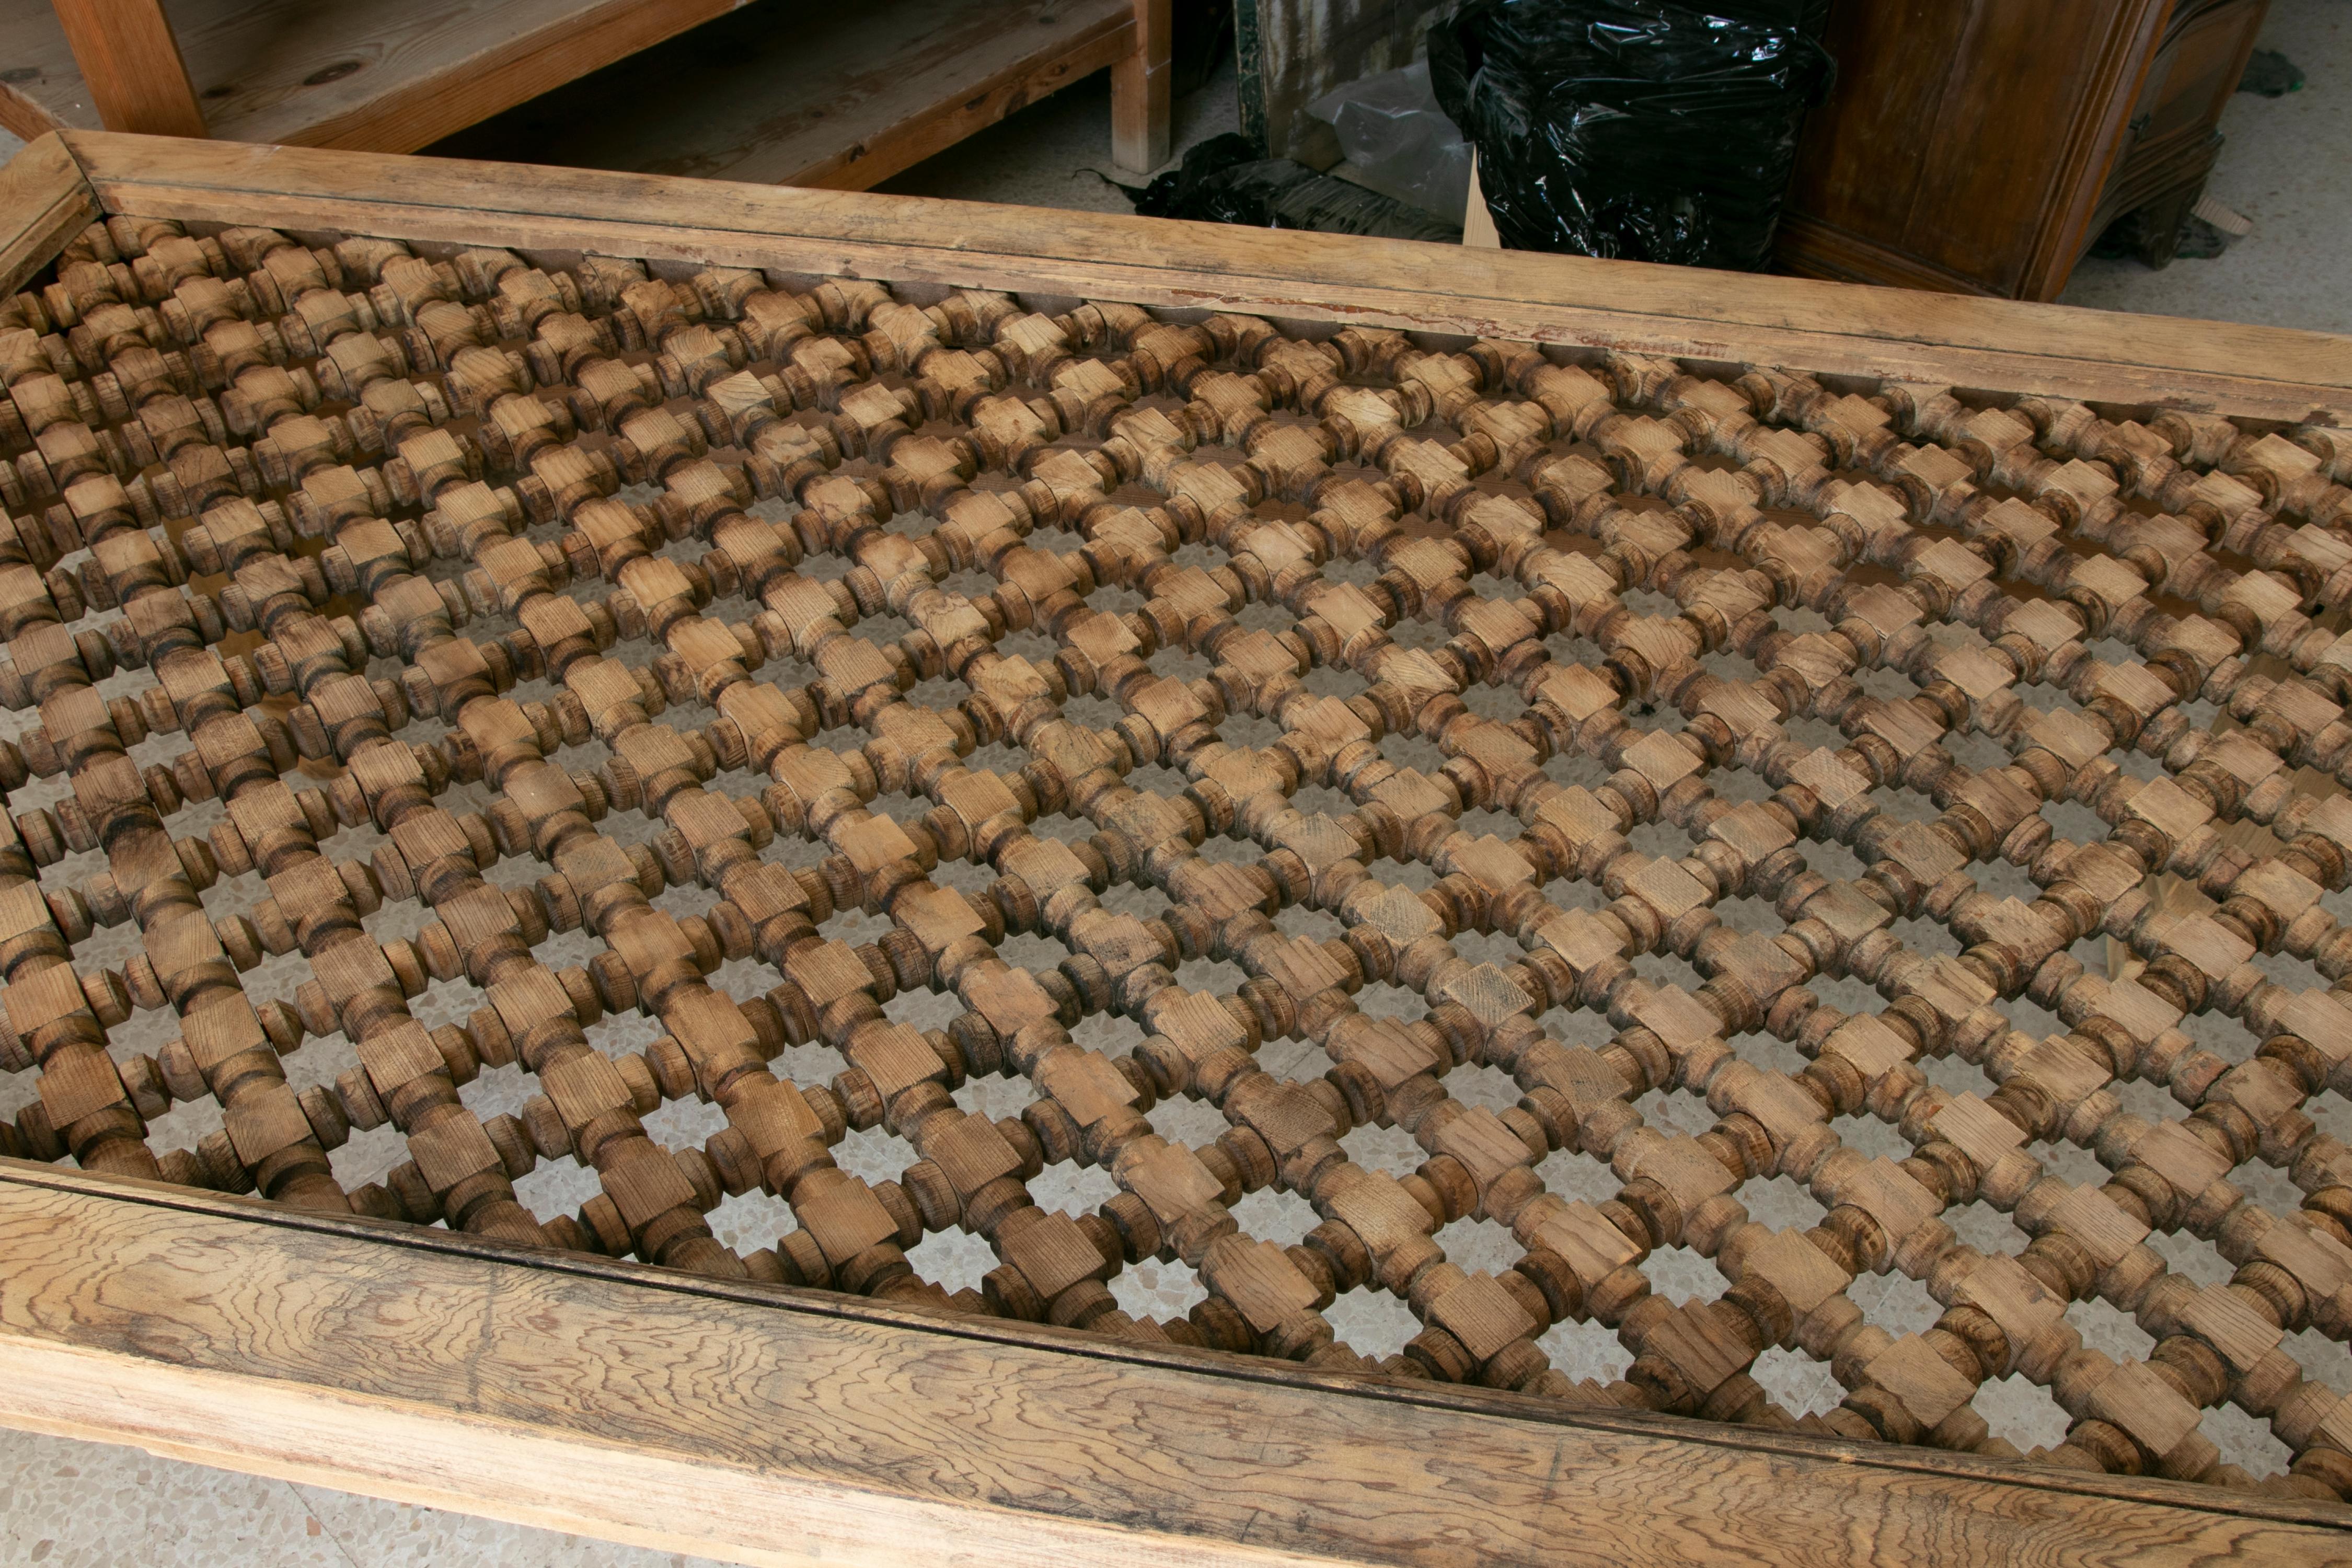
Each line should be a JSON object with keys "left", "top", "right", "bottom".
{"left": 1779, "top": 0, "right": 2267, "bottom": 300}
{"left": 2086, "top": 0, "right": 2271, "bottom": 267}
{"left": 48, "top": 0, "right": 205, "bottom": 139}
{"left": 1777, "top": 1, "right": 1969, "bottom": 257}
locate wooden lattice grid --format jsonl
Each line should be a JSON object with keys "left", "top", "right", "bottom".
{"left": 3, "top": 181, "right": 2352, "bottom": 1510}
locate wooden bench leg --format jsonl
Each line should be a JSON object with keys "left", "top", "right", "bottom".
{"left": 51, "top": 0, "right": 206, "bottom": 139}
{"left": 1111, "top": 0, "right": 1172, "bottom": 176}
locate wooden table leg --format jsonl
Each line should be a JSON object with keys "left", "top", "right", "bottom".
{"left": 50, "top": 0, "right": 206, "bottom": 139}
{"left": 1112, "top": 0, "right": 1172, "bottom": 176}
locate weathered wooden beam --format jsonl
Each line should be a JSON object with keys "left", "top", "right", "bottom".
{"left": 55, "top": 133, "right": 2351, "bottom": 421}
{"left": 0, "top": 130, "right": 99, "bottom": 295}
{"left": 0, "top": 1168, "right": 2341, "bottom": 1568}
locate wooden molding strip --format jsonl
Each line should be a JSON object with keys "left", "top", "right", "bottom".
{"left": 1774, "top": 214, "right": 2007, "bottom": 300}
{"left": 56, "top": 132, "right": 2352, "bottom": 423}
{"left": 1, "top": 1164, "right": 2345, "bottom": 1568}
{"left": 0, "top": 132, "right": 101, "bottom": 297}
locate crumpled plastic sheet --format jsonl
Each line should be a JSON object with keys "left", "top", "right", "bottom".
{"left": 1304, "top": 60, "right": 1475, "bottom": 225}
{"left": 1127, "top": 133, "right": 1463, "bottom": 243}
{"left": 1430, "top": 0, "right": 1833, "bottom": 270}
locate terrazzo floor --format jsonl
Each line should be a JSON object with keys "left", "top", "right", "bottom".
{"left": 0, "top": 2, "right": 2348, "bottom": 1560}
{"left": 2058, "top": 0, "right": 2352, "bottom": 335}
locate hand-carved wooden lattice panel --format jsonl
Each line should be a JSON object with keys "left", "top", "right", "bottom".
{"left": 4, "top": 174, "right": 2352, "bottom": 1517}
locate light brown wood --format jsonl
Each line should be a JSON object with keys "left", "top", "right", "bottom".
{"left": 1, "top": 1167, "right": 2343, "bottom": 1568}
{"left": 1462, "top": 149, "right": 1499, "bottom": 250}
{"left": 428, "top": 0, "right": 1139, "bottom": 194}
{"left": 0, "top": 130, "right": 99, "bottom": 296}
{"left": 0, "top": 0, "right": 742, "bottom": 152}
{"left": 0, "top": 1, "right": 1152, "bottom": 201}
{"left": 1111, "top": 0, "right": 1173, "bottom": 175}
{"left": 48, "top": 0, "right": 205, "bottom": 139}
{"left": 57, "top": 132, "right": 2352, "bottom": 422}
{"left": 1778, "top": 0, "right": 2267, "bottom": 299}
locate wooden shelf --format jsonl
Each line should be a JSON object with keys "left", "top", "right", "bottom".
{"left": 0, "top": 0, "right": 745, "bottom": 152}
{"left": 427, "top": 0, "right": 1141, "bottom": 191}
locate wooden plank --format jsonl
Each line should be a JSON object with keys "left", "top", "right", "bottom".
{"left": 0, "top": 1165, "right": 2342, "bottom": 1568}
{"left": 59, "top": 131, "right": 2352, "bottom": 422}
{"left": 1111, "top": 0, "right": 1173, "bottom": 176}
{"left": 49, "top": 0, "right": 206, "bottom": 138}
{"left": 428, "top": 0, "right": 1135, "bottom": 193}
{"left": 0, "top": 0, "right": 743, "bottom": 153}
{"left": 1777, "top": 0, "right": 2209, "bottom": 301}
{"left": 0, "top": 129, "right": 99, "bottom": 296}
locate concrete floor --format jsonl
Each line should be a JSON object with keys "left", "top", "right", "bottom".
{"left": 2059, "top": 0, "right": 2352, "bottom": 333}
{"left": 0, "top": 2, "right": 2348, "bottom": 1562}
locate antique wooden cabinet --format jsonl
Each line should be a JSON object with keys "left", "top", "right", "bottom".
{"left": 0, "top": 130, "right": 2349, "bottom": 1566}
{"left": 1778, "top": 0, "right": 2270, "bottom": 299}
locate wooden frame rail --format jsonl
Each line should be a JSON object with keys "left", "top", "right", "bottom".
{"left": 0, "top": 1, "right": 751, "bottom": 151}
{"left": 4, "top": 1162, "right": 2347, "bottom": 1567}
{"left": 31, "top": 131, "right": 2352, "bottom": 421}
{"left": 47, "top": 0, "right": 206, "bottom": 139}
{"left": 1, "top": 1, "right": 1174, "bottom": 188}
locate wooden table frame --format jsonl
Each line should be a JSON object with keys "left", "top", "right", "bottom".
{"left": 1, "top": 129, "right": 2350, "bottom": 1567}
{"left": 3, "top": 1, "right": 756, "bottom": 146}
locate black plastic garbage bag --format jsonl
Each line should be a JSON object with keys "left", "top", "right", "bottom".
{"left": 1429, "top": 0, "right": 1834, "bottom": 270}
{"left": 1127, "top": 133, "right": 1462, "bottom": 244}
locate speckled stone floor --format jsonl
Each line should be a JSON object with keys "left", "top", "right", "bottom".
{"left": 0, "top": 3, "right": 2348, "bottom": 1560}
{"left": 2059, "top": 0, "right": 2352, "bottom": 335}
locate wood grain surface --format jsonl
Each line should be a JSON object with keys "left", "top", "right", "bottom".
{"left": 0, "top": 0, "right": 742, "bottom": 151}
{"left": 1111, "top": 0, "right": 1174, "bottom": 175}
{"left": 426, "top": 0, "right": 1136, "bottom": 191}
{"left": 53, "top": 131, "right": 2351, "bottom": 421}
{"left": 0, "top": 130, "right": 101, "bottom": 296}
{"left": 1784, "top": 0, "right": 2174, "bottom": 301}
{"left": 1, "top": 1166, "right": 2344, "bottom": 1568}
{"left": 48, "top": 0, "right": 207, "bottom": 138}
